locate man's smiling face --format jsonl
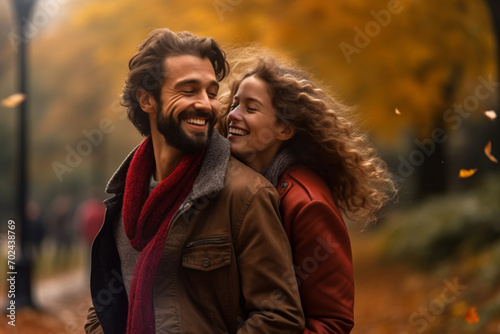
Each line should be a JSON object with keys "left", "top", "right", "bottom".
{"left": 155, "top": 55, "right": 219, "bottom": 153}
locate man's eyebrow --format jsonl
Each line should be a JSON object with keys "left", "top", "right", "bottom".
{"left": 211, "top": 81, "right": 220, "bottom": 90}
{"left": 174, "top": 79, "right": 220, "bottom": 89}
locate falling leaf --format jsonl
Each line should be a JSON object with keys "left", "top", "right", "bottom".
{"left": 465, "top": 307, "right": 479, "bottom": 324}
{"left": 484, "top": 141, "right": 498, "bottom": 163}
{"left": 395, "top": 108, "right": 401, "bottom": 115}
{"left": 459, "top": 168, "right": 477, "bottom": 178}
{"left": 451, "top": 301, "right": 468, "bottom": 317}
{"left": 484, "top": 110, "right": 497, "bottom": 121}
{"left": 2, "top": 93, "right": 26, "bottom": 108}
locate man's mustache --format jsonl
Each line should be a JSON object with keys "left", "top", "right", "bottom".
{"left": 179, "top": 109, "right": 215, "bottom": 121}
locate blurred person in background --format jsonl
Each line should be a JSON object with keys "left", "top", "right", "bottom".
{"left": 46, "top": 193, "right": 77, "bottom": 269}
{"left": 219, "top": 51, "right": 397, "bottom": 333}
{"left": 85, "top": 28, "right": 304, "bottom": 334}
{"left": 25, "top": 200, "right": 46, "bottom": 260}
{"left": 76, "top": 186, "right": 106, "bottom": 273}
{"left": 76, "top": 187, "right": 105, "bottom": 247}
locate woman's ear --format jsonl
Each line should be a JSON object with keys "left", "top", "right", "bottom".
{"left": 277, "top": 124, "right": 296, "bottom": 141}
{"left": 136, "top": 89, "right": 157, "bottom": 114}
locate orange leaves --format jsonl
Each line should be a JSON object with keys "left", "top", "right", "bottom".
{"left": 458, "top": 111, "right": 497, "bottom": 178}
{"left": 395, "top": 107, "right": 401, "bottom": 115}
{"left": 484, "top": 110, "right": 497, "bottom": 121}
{"left": 480, "top": 112, "right": 498, "bottom": 167}
{"left": 482, "top": 111, "right": 498, "bottom": 164}
{"left": 459, "top": 169, "right": 477, "bottom": 178}
{"left": 484, "top": 141, "right": 498, "bottom": 163}
{"left": 464, "top": 307, "right": 479, "bottom": 324}
{"left": 1, "top": 93, "right": 26, "bottom": 108}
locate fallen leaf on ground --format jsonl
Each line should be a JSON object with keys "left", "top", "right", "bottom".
{"left": 395, "top": 108, "right": 401, "bottom": 115}
{"left": 484, "top": 141, "right": 498, "bottom": 163}
{"left": 484, "top": 110, "right": 497, "bottom": 121}
{"left": 465, "top": 307, "right": 479, "bottom": 324}
{"left": 2, "top": 93, "right": 26, "bottom": 108}
{"left": 459, "top": 168, "right": 477, "bottom": 178}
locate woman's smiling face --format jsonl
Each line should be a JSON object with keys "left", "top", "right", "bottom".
{"left": 228, "top": 76, "right": 288, "bottom": 172}
{"left": 227, "top": 75, "right": 289, "bottom": 172}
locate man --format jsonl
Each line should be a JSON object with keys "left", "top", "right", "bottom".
{"left": 85, "top": 28, "right": 304, "bottom": 334}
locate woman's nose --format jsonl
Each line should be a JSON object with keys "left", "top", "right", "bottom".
{"left": 228, "top": 106, "right": 241, "bottom": 121}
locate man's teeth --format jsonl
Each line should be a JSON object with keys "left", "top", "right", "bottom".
{"left": 186, "top": 118, "right": 206, "bottom": 125}
{"left": 229, "top": 127, "right": 249, "bottom": 136}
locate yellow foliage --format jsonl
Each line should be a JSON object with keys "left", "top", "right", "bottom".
{"left": 29, "top": 0, "right": 497, "bottom": 147}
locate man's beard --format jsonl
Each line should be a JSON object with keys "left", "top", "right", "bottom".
{"left": 156, "top": 103, "right": 215, "bottom": 154}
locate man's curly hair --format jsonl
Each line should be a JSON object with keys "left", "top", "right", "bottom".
{"left": 122, "top": 28, "right": 229, "bottom": 136}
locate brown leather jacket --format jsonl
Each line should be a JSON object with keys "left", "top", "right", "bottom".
{"left": 85, "top": 132, "right": 305, "bottom": 334}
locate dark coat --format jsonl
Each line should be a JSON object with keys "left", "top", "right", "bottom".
{"left": 85, "top": 132, "right": 305, "bottom": 334}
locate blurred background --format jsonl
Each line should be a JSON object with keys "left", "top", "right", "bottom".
{"left": 0, "top": 0, "right": 499, "bottom": 333}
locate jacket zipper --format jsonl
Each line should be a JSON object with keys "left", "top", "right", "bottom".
{"left": 186, "top": 237, "right": 227, "bottom": 248}
{"left": 167, "top": 200, "right": 192, "bottom": 234}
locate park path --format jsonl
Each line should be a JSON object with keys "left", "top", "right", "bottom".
{"left": 0, "top": 267, "right": 90, "bottom": 334}
{"left": 350, "top": 231, "right": 500, "bottom": 334}
{"left": 1, "top": 232, "right": 499, "bottom": 333}
{"left": 350, "top": 232, "right": 432, "bottom": 334}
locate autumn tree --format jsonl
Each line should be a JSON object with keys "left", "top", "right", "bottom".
{"left": 1, "top": 0, "right": 495, "bottom": 205}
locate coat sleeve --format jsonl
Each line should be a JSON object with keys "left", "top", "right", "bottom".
{"left": 235, "top": 186, "right": 305, "bottom": 334}
{"left": 84, "top": 303, "right": 105, "bottom": 334}
{"left": 289, "top": 199, "right": 354, "bottom": 334}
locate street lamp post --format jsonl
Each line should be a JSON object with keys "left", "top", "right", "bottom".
{"left": 11, "top": 0, "right": 37, "bottom": 309}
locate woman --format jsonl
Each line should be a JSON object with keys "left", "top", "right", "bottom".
{"left": 220, "top": 54, "right": 397, "bottom": 333}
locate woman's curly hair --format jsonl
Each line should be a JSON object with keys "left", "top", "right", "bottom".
{"left": 219, "top": 47, "right": 397, "bottom": 228}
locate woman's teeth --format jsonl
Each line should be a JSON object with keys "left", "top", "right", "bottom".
{"left": 229, "top": 127, "right": 249, "bottom": 136}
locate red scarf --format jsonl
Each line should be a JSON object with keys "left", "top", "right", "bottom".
{"left": 122, "top": 136, "right": 204, "bottom": 334}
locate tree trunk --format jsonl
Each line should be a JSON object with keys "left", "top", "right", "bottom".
{"left": 485, "top": 0, "right": 500, "bottom": 155}
{"left": 414, "top": 116, "right": 448, "bottom": 199}
{"left": 415, "top": 64, "right": 463, "bottom": 199}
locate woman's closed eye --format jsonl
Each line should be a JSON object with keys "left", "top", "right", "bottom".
{"left": 246, "top": 105, "right": 259, "bottom": 113}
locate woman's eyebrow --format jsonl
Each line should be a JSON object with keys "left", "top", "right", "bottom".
{"left": 245, "top": 97, "right": 264, "bottom": 106}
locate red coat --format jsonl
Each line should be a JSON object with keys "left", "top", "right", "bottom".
{"left": 277, "top": 165, "right": 354, "bottom": 334}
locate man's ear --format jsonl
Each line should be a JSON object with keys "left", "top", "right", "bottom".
{"left": 277, "top": 124, "right": 296, "bottom": 141}
{"left": 136, "top": 89, "right": 157, "bottom": 114}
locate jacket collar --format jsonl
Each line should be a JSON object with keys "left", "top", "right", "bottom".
{"left": 105, "top": 131, "right": 230, "bottom": 200}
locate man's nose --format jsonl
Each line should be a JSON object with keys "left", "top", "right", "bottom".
{"left": 194, "top": 92, "right": 212, "bottom": 113}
